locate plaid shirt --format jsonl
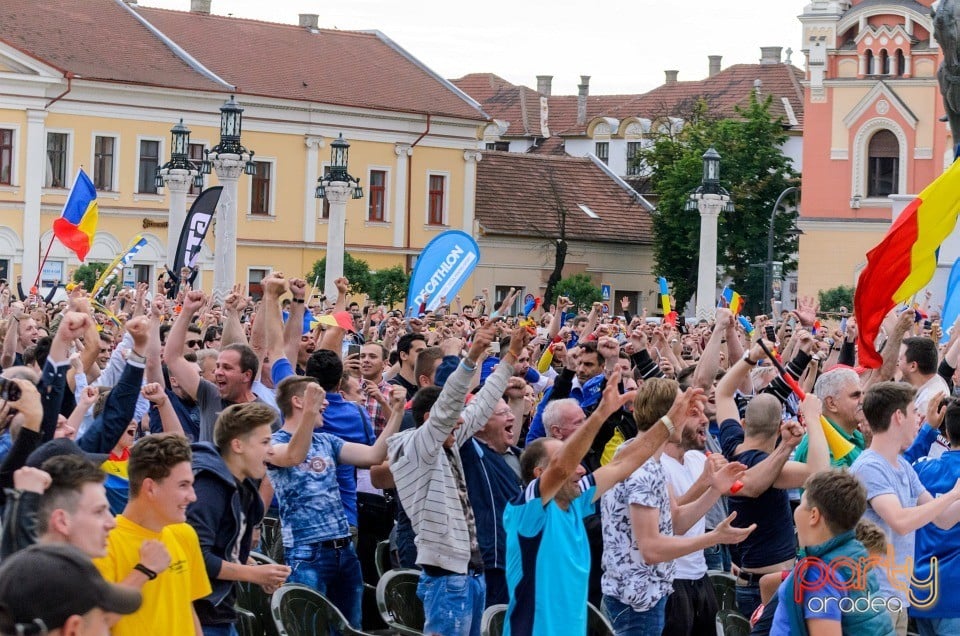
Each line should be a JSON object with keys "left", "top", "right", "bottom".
{"left": 364, "top": 380, "right": 392, "bottom": 437}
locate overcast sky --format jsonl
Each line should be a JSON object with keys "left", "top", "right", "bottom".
{"left": 139, "top": 0, "right": 806, "bottom": 95}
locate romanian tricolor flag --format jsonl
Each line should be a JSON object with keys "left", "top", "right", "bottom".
{"left": 658, "top": 277, "right": 677, "bottom": 325}
{"left": 53, "top": 169, "right": 98, "bottom": 262}
{"left": 854, "top": 160, "right": 960, "bottom": 367}
{"left": 720, "top": 286, "right": 744, "bottom": 315}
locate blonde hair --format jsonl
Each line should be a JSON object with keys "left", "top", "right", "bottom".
{"left": 633, "top": 378, "right": 679, "bottom": 432}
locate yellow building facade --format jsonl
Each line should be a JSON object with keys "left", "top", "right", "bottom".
{"left": 0, "top": 0, "right": 488, "bottom": 297}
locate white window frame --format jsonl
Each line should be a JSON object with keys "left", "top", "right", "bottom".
{"left": 187, "top": 140, "right": 210, "bottom": 197}
{"left": 425, "top": 170, "right": 450, "bottom": 227}
{"left": 134, "top": 135, "right": 164, "bottom": 198}
{"left": 246, "top": 157, "right": 277, "bottom": 217}
{"left": 851, "top": 118, "right": 908, "bottom": 206}
{"left": 366, "top": 166, "right": 391, "bottom": 224}
{"left": 43, "top": 128, "right": 73, "bottom": 191}
{"left": 0, "top": 123, "right": 21, "bottom": 189}
{"left": 91, "top": 132, "right": 120, "bottom": 196}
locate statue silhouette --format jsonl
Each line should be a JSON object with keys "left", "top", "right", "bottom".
{"left": 935, "top": 0, "right": 960, "bottom": 156}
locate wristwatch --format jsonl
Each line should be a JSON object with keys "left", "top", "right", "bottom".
{"left": 741, "top": 352, "right": 758, "bottom": 366}
{"left": 127, "top": 350, "right": 147, "bottom": 365}
{"left": 659, "top": 414, "right": 675, "bottom": 435}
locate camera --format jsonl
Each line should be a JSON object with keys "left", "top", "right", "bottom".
{"left": 0, "top": 377, "right": 21, "bottom": 402}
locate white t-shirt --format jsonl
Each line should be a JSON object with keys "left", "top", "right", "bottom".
{"left": 660, "top": 450, "right": 708, "bottom": 580}
{"left": 915, "top": 375, "right": 950, "bottom": 459}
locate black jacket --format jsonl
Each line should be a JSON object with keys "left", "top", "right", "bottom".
{"left": 187, "top": 442, "right": 264, "bottom": 625}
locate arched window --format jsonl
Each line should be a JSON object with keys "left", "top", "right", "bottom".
{"left": 896, "top": 49, "right": 906, "bottom": 76}
{"left": 879, "top": 49, "right": 890, "bottom": 75}
{"left": 867, "top": 130, "right": 899, "bottom": 197}
{"left": 865, "top": 49, "right": 875, "bottom": 75}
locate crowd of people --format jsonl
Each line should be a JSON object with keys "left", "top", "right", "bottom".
{"left": 0, "top": 270, "right": 958, "bottom": 636}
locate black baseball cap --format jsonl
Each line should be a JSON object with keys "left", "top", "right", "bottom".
{"left": 25, "top": 438, "right": 109, "bottom": 469}
{"left": 0, "top": 544, "right": 141, "bottom": 633}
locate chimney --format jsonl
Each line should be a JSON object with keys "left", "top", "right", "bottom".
{"left": 664, "top": 70, "right": 679, "bottom": 84}
{"left": 536, "top": 75, "right": 553, "bottom": 97}
{"left": 760, "top": 46, "right": 783, "bottom": 64}
{"left": 190, "top": 0, "right": 211, "bottom": 14}
{"left": 577, "top": 75, "right": 590, "bottom": 126}
{"left": 298, "top": 13, "right": 319, "bottom": 29}
{"left": 708, "top": 55, "right": 722, "bottom": 77}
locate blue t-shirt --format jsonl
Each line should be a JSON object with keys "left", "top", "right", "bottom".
{"left": 910, "top": 451, "right": 960, "bottom": 616}
{"left": 770, "top": 571, "right": 844, "bottom": 633}
{"left": 851, "top": 449, "right": 925, "bottom": 604}
{"left": 503, "top": 474, "right": 596, "bottom": 636}
{"left": 719, "top": 418, "right": 796, "bottom": 569}
{"left": 267, "top": 429, "right": 349, "bottom": 547}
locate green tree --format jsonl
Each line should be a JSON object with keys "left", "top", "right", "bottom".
{"left": 553, "top": 273, "right": 603, "bottom": 312}
{"left": 72, "top": 262, "right": 109, "bottom": 291}
{"left": 637, "top": 94, "right": 800, "bottom": 316}
{"left": 368, "top": 266, "right": 410, "bottom": 308}
{"left": 818, "top": 285, "right": 854, "bottom": 314}
{"left": 308, "top": 253, "right": 372, "bottom": 297}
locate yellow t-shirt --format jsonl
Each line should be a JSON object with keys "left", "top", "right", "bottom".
{"left": 95, "top": 516, "right": 212, "bottom": 636}
{"left": 601, "top": 428, "right": 626, "bottom": 466}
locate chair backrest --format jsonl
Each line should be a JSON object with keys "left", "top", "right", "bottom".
{"left": 480, "top": 603, "right": 507, "bottom": 636}
{"left": 375, "top": 569, "right": 425, "bottom": 634}
{"left": 375, "top": 540, "right": 392, "bottom": 579}
{"left": 586, "top": 602, "right": 614, "bottom": 636}
{"left": 235, "top": 607, "right": 262, "bottom": 636}
{"left": 259, "top": 516, "right": 285, "bottom": 564}
{"left": 272, "top": 583, "right": 363, "bottom": 636}
{"left": 237, "top": 551, "right": 280, "bottom": 636}
{"left": 708, "top": 571, "right": 739, "bottom": 614}
{"left": 715, "top": 609, "right": 750, "bottom": 636}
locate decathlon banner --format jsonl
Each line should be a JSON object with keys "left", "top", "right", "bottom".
{"left": 172, "top": 186, "right": 221, "bottom": 272}
{"left": 406, "top": 230, "right": 480, "bottom": 315}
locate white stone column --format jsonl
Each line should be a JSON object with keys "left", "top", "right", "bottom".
{"left": 462, "top": 150, "right": 482, "bottom": 234}
{"left": 23, "top": 109, "right": 47, "bottom": 283}
{"left": 323, "top": 182, "right": 352, "bottom": 301}
{"left": 303, "top": 136, "right": 323, "bottom": 244}
{"left": 695, "top": 193, "right": 726, "bottom": 321}
{"left": 393, "top": 143, "right": 412, "bottom": 248}
{"left": 162, "top": 171, "right": 192, "bottom": 269}
{"left": 211, "top": 156, "right": 244, "bottom": 303}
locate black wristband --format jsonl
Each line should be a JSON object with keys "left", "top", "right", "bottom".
{"left": 293, "top": 298, "right": 305, "bottom": 304}
{"left": 134, "top": 563, "right": 158, "bottom": 580}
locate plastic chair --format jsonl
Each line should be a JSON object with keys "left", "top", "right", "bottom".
{"left": 237, "top": 551, "right": 280, "bottom": 636}
{"left": 708, "top": 570, "right": 739, "bottom": 613}
{"left": 235, "top": 606, "right": 262, "bottom": 636}
{"left": 480, "top": 603, "right": 507, "bottom": 636}
{"left": 587, "top": 602, "right": 615, "bottom": 636}
{"left": 270, "top": 583, "right": 374, "bottom": 636}
{"left": 715, "top": 609, "right": 750, "bottom": 636}
{"left": 259, "top": 516, "right": 285, "bottom": 565}
{"left": 374, "top": 540, "right": 392, "bottom": 579}
{"left": 374, "top": 569, "right": 424, "bottom": 636}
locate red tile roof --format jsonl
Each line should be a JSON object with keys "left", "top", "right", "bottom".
{"left": 455, "top": 63, "right": 805, "bottom": 141}
{"left": 0, "top": 0, "right": 226, "bottom": 92}
{"left": 476, "top": 151, "right": 654, "bottom": 245}
{"left": 451, "top": 74, "right": 542, "bottom": 135}
{"left": 135, "top": 6, "right": 487, "bottom": 120}
{"left": 0, "top": 0, "right": 487, "bottom": 120}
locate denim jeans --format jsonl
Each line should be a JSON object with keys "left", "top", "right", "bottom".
{"left": 416, "top": 570, "right": 485, "bottom": 636}
{"left": 917, "top": 617, "right": 960, "bottom": 636}
{"left": 287, "top": 541, "right": 363, "bottom": 628}
{"left": 601, "top": 594, "right": 668, "bottom": 636}
{"left": 704, "top": 543, "right": 731, "bottom": 572}
{"left": 735, "top": 583, "right": 762, "bottom": 621}
{"left": 201, "top": 625, "right": 238, "bottom": 636}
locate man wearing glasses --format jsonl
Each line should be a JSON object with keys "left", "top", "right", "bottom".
{"left": 793, "top": 367, "right": 866, "bottom": 468}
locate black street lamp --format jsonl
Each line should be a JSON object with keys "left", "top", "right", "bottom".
{"left": 685, "top": 147, "right": 734, "bottom": 212}
{"left": 202, "top": 95, "right": 256, "bottom": 176}
{"left": 764, "top": 186, "right": 802, "bottom": 314}
{"left": 155, "top": 119, "right": 204, "bottom": 190}
{"left": 315, "top": 133, "right": 363, "bottom": 200}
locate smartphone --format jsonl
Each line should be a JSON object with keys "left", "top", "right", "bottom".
{"left": 347, "top": 343, "right": 361, "bottom": 358}
{"left": 765, "top": 325, "right": 776, "bottom": 342}
{"left": 491, "top": 341, "right": 501, "bottom": 354}
{"left": 0, "top": 377, "right": 21, "bottom": 402}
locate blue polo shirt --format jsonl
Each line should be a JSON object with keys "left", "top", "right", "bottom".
{"left": 912, "top": 450, "right": 960, "bottom": 617}
{"left": 503, "top": 474, "right": 596, "bottom": 636}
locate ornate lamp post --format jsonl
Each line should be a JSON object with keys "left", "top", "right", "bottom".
{"left": 764, "top": 186, "right": 801, "bottom": 315}
{"left": 201, "top": 95, "right": 256, "bottom": 302}
{"left": 685, "top": 147, "right": 734, "bottom": 321}
{"left": 315, "top": 133, "right": 363, "bottom": 301}
{"left": 155, "top": 119, "right": 204, "bottom": 270}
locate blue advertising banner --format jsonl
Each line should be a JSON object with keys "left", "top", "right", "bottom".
{"left": 406, "top": 230, "right": 480, "bottom": 315}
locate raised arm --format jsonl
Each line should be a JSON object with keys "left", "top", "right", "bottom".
{"left": 340, "top": 386, "right": 406, "bottom": 467}
{"left": 283, "top": 278, "right": 307, "bottom": 366}
{"left": 162, "top": 290, "right": 205, "bottom": 401}
{"left": 221, "top": 283, "right": 249, "bottom": 348}
{"left": 1, "top": 303, "right": 22, "bottom": 368}
{"left": 270, "top": 383, "right": 326, "bottom": 468}
{"left": 873, "top": 479, "right": 960, "bottom": 535}
{"left": 693, "top": 309, "right": 732, "bottom": 391}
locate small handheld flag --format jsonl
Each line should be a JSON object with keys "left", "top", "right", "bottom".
{"left": 721, "top": 286, "right": 743, "bottom": 315}
{"left": 53, "top": 170, "right": 99, "bottom": 262}
{"left": 738, "top": 315, "right": 755, "bottom": 337}
{"left": 658, "top": 277, "right": 678, "bottom": 326}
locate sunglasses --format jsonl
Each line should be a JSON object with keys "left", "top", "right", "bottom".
{"left": 186, "top": 340, "right": 202, "bottom": 347}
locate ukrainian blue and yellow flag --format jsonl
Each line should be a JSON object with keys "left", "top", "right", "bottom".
{"left": 53, "top": 169, "right": 98, "bottom": 261}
